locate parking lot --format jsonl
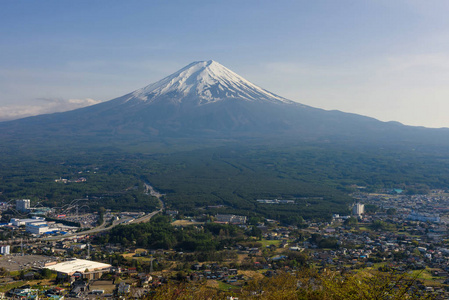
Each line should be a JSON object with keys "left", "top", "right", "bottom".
{"left": 0, "top": 254, "right": 57, "bottom": 272}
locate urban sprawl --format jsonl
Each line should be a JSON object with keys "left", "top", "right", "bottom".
{"left": 1, "top": 189, "right": 449, "bottom": 298}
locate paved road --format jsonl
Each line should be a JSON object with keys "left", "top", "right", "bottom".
{"left": 144, "top": 182, "right": 165, "bottom": 209}
{"left": 42, "top": 183, "right": 165, "bottom": 241}
{"left": 133, "top": 183, "right": 165, "bottom": 224}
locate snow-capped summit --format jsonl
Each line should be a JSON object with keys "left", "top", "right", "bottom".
{"left": 127, "top": 60, "right": 293, "bottom": 105}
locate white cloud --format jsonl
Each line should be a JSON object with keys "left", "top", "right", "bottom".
{"left": 0, "top": 98, "right": 103, "bottom": 121}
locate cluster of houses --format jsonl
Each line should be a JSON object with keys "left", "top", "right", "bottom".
{"left": 355, "top": 191, "right": 448, "bottom": 223}
{"left": 256, "top": 199, "right": 295, "bottom": 204}
{"left": 54, "top": 177, "right": 87, "bottom": 183}
{"left": 300, "top": 218, "right": 449, "bottom": 284}
{"left": 215, "top": 214, "right": 247, "bottom": 225}
{"left": 4, "top": 189, "right": 449, "bottom": 298}
{"left": 190, "top": 263, "right": 240, "bottom": 282}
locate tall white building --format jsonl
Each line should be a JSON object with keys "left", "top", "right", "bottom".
{"left": 0, "top": 245, "right": 10, "bottom": 255}
{"left": 16, "top": 199, "right": 30, "bottom": 212}
{"left": 352, "top": 203, "right": 365, "bottom": 216}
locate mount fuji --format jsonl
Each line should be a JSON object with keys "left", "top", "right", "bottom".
{"left": 1, "top": 60, "right": 448, "bottom": 147}
{"left": 127, "top": 60, "right": 293, "bottom": 105}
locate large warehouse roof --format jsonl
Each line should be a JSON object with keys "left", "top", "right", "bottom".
{"left": 45, "top": 259, "right": 111, "bottom": 275}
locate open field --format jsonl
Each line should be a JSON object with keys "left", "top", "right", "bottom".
{"left": 171, "top": 220, "right": 204, "bottom": 226}
{"left": 122, "top": 249, "right": 148, "bottom": 259}
{"left": 90, "top": 280, "right": 116, "bottom": 294}
{"left": 0, "top": 280, "right": 26, "bottom": 293}
{"left": 259, "top": 239, "right": 281, "bottom": 248}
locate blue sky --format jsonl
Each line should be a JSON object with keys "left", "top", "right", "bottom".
{"left": 1, "top": 0, "right": 449, "bottom": 127}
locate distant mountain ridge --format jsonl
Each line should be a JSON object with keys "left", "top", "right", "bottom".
{"left": 1, "top": 60, "right": 449, "bottom": 148}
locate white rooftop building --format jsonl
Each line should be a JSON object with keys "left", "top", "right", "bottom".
{"left": 26, "top": 222, "right": 50, "bottom": 234}
{"left": 11, "top": 216, "right": 45, "bottom": 227}
{"left": 45, "top": 259, "right": 112, "bottom": 280}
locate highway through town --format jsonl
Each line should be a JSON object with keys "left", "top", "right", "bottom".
{"left": 41, "top": 182, "right": 165, "bottom": 241}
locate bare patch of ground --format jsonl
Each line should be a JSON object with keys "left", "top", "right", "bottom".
{"left": 90, "top": 280, "right": 116, "bottom": 293}
{"left": 171, "top": 220, "right": 203, "bottom": 226}
{"left": 239, "top": 270, "right": 264, "bottom": 280}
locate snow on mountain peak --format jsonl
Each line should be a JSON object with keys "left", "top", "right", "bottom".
{"left": 128, "top": 60, "right": 293, "bottom": 105}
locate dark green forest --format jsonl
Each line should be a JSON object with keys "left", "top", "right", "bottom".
{"left": 1, "top": 141, "right": 449, "bottom": 221}
{"left": 95, "top": 215, "right": 245, "bottom": 252}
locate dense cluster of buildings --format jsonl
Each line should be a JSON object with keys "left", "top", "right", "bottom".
{"left": 54, "top": 177, "right": 87, "bottom": 183}
{"left": 256, "top": 199, "right": 295, "bottom": 204}
{"left": 9, "top": 216, "right": 77, "bottom": 235}
{"left": 215, "top": 214, "right": 247, "bottom": 224}
{"left": 14, "top": 199, "right": 54, "bottom": 217}
{"left": 408, "top": 211, "right": 441, "bottom": 223}
{"left": 355, "top": 191, "right": 446, "bottom": 224}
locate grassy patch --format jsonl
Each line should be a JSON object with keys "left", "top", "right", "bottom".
{"left": 260, "top": 239, "right": 281, "bottom": 248}
{"left": 122, "top": 248, "right": 149, "bottom": 258}
{"left": 0, "top": 280, "right": 25, "bottom": 292}
{"left": 358, "top": 226, "right": 370, "bottom": 231}
{"left": 218, "top": 281, "right": 236, "bottom": 291}
{"left": 410, "top": 268, "right": 433, "bottom": 281}
{"left": 171, "top": 220, "right": 204, "bottom": 226}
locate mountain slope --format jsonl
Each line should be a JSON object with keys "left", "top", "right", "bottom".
{"left": 2, "top": 60, "right": 449, "bottom": 222}
{"left": 1, "top": 60, "right": 449, "bottom": 149}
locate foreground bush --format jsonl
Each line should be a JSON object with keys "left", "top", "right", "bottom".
{"left": 145, "top": 269, "right": 436, "bottom": 300}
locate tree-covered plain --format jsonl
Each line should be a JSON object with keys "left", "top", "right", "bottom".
{"left": 95, "top": 215, "right": 246, "bottom": 252}
{"left": 1, "top": 140, "right": 449, "bottom": 221}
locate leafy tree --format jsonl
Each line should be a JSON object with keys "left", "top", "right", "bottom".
{"left": 387, "top": 208, "right": 397, "bottom": 215}
{"left": 344, "top": 216, "right": 358, "bottom": 227}
{"left": 145, "top": 269, "right": 435, "bottom": 299}
{"left": 318, "top": 237, "right": 339, "bottom": 249}
{"left": 0, "top": 267, "right": 9, "bottom": 277}
{"left": 364, "top": 204, "right": 379, "bottom": 214}
{"left": 370, "top": 220, "right": 396, "bottom": 231}
{"left": 40, "top": 268, "right": 52, "bottom": 279}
